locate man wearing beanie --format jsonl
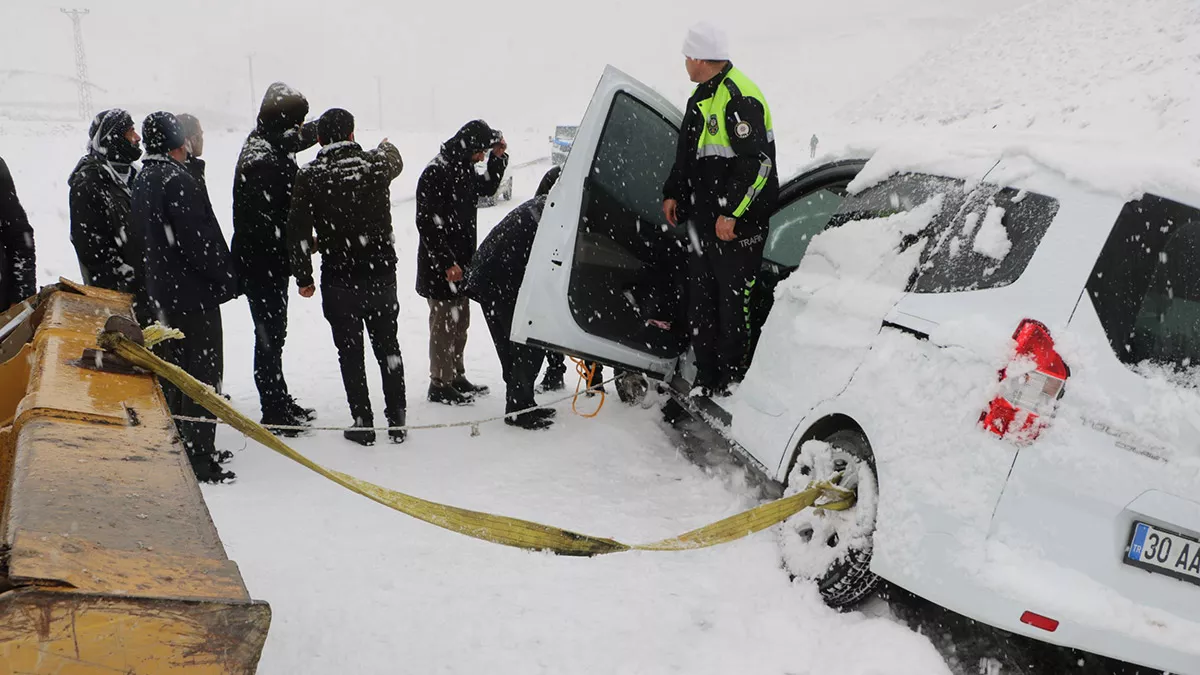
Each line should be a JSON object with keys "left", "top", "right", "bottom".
{"left": 232, "top": 82, "right": 319, "bottom": 434}
{"left": 68, "top": 108, "right": 154, "bottom": 324}
{"left": 415, "top": 119, "right": 509, "bottom": 406}
{"left": 663, "top": 21, "right": 778, "bottom": 397}
{"left": 133, "top": 111, "right": 238, "bottom": 484}
{"left": 288, "top": 108, "right": 407, "bottom": 447}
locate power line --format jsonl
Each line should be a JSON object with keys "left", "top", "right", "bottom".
{"left": 60, "top": 8, "right": 92, "bottom": 121}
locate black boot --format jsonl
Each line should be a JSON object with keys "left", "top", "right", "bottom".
{"left": 262, "top": 404, "right": 308, "bottom": 438}
{"left": 538, "top": 372, "right": 565, "bottom": 393}
{"left": 428, "top": 382, "right": 474, "bottom": 406}
{"left": 452, "top": 376, "right": 490, "bottom": 396}
{"left": 387, "top": 409, "right": 407, "bottom": 444}
{"left": 285, "top": 395, "right": 317, "bottom": 422}
{"left": 344, "top": 423, "right": 377, "bottom": 447}
{"left": 215, "top": 449, "right": 235, "bottom": 465}
{"left": 529, "top": 407, "right": 557, "bottom": 421}
{"left": 505, "top": 410, "right": 553, "bottom": 430}
{"left": 191, "top": 454, "right": 236, "bottom": 484}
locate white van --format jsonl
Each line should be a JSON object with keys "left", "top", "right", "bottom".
{"left": 513, "top": 66, "right": 1200, "bottom": 674}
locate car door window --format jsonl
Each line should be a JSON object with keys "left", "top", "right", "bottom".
{"left": 567, "top": 92, "right": 688, "bottom": 358}
{"left": 763, "top": 188, "right": 845, "bottom": 268}
{"left": 1089, "top": 194, "right": 1200, "bottom": 372}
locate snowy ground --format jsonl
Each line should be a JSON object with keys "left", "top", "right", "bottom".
{"left": 6, "top": 0, "right": 1200, "bottom": 671}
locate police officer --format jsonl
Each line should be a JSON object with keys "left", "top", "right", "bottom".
{"left": 662, "top": 21, "right": 777, "bottom": 397}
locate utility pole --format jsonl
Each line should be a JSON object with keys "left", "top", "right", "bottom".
{"left": 376, "top": 76, "right": 384, "bottom": 131}
{"left": 60, "top": 8, "right": 92, "bottom": 121}
{"left": 247, "top": 54, "right": 257, "bottom": 117}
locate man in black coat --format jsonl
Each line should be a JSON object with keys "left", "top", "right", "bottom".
{"left": 133, "top": 112, "right": 238, "bottom": 484}
{"left": 232, "top": 82, "right": 318, "bottom": 431}
{"left": 0, "top": 155, "right": 36, "bottom": 308}
{"left": 288, "top": 109, "right": 406, "bottom": 446}
{"left": 68, "top": 109, "right": 153, "bottom": 324}
{"left": 462, "top": 170, "right": 560, "bottom": 430}
{"left": 415, "top": 120, "right": 508, "bottom": 406}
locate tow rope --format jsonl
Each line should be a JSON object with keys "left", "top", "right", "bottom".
{"left": 97, "top": 329, "right": 855, "bottom": 556}
{"left": 570, "top": 356, "right": 605, "bottom": 418}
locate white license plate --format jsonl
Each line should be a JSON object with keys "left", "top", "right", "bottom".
{"left": 1125, "top": 521, "right": 1200, "bottom": 586}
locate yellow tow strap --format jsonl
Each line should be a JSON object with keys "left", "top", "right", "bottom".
{"left": 570, "top": 357, "right": 605, "bottom": 418}
{"left": 98, "top": 331, "right": 855, "bottom": 557}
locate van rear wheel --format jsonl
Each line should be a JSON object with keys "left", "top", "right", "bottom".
{"left": 778, "top": 429, "right": 879, "bottom": 609}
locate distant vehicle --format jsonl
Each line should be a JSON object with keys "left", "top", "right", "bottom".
{"left": 550, "top": 125, "right": 577, "bottom": 167}
{"left": 513, "top": 66, "right": 1200, "bottom": 675}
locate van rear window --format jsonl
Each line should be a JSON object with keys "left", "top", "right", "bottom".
{"left": 1088, "top": 194, "right": 1200, "bottom": 371}
{"left": 830, "top": 173, "right": 1059, "bottom": 293}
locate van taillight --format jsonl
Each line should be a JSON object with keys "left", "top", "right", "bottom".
{"left": 981, "top": 319, "right": 1069, "bottom": 441}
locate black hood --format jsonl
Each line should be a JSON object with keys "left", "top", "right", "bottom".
{"left": 440, "top": 119, "right": 503, "bottom": 161}
{"left": 88, "top": 108, "right": 141, "bottom": 165}
{"left": 257, "top": 82, "right": 310, "bottom": 136}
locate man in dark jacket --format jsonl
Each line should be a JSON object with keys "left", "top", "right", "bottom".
{"left": 133, "top": 112, "right": 238, "bottom": 484}
{"left": 0, "top": 156, "right": 36, "bottom": 308}
{"left": 177, "top": 113, "right": 206, "bottom": 186}
{"left": 68, "top": 109, "right": 153, "bottom": 324}
{"left": 288, "top": 109, "right": 406, "bottom": 446}
{"left": 232, "top": 83, "right": 318, "bottom": 431}
{"left": 662, "top": 23, "right": 778, "bottom": 396}
{"left": 462, "top": 169, "right": 558, "bottom": 430}
{"left": 415, "top": 120, "right": 508, "bottom": 406}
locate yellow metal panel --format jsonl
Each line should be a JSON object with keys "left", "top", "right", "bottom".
{"left": 9, "top": 531, "right": 250, "bottom": 602}
{"left": 0, "top": 343, "right": 31, "bottom": 426}
{"left": 0, "top": 588, "right": 270, "bottom": 675}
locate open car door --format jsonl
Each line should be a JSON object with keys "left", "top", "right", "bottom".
{"left": 512, "top": 66, "right": 687, "bottom": 379}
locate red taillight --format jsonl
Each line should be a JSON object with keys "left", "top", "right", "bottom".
{"left": 1020, "top": 611, "right": 1060, "bottom": 632}
{"left": 981, "top": 319, "right": 1069, "bottom": 441}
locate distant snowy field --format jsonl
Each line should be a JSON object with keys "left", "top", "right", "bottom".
{"left": 5, "top": 0, "right": 1200, "bottom": 671}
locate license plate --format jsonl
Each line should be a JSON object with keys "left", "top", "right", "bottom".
{"left": 1125, "top": 521, "right": 1200, "bottom": 586}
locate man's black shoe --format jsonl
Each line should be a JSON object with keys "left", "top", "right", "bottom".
{"left": 428, "top": 382, "right": 474, "bottom": 406}
{"left": 388, "top": 409, "right": 407, "bottom": 444}
{"left": 504, "top": 411, "right": 553, "bottom": 430}
{"left": 215, "top": 449, "right": 235, "bottom": 464}
{"left": 192, "top": 456, "right": 236, "bottom": 484}
{"left": 262, "top": 411, "right": 305, "bottom": 438}
{"left": 538, "top": 373, "right": 565, "bottom": 393}
{"left": 529, "top": 407, "right": 557, "bottom": 421}
{"left": 344, "top": 426, "right": 377, "bottom": 447}
{"left": 452, "top": 376, "right": 490, "bottom": 396}
{"left": 285, "top": 395, "right": 317, "bottom": 422}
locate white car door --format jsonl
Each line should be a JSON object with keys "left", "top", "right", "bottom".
{"left": 512, "top": 66, "right": 688, "bottom": 378}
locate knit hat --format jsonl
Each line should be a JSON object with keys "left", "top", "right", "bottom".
{"left": 142, "top": 111, "right": 187, "bottom": 155}
{"left": 682, "top": 21, "right": 730, "bottom": 61}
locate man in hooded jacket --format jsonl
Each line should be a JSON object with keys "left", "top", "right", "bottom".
{"left": 415, "top": 120, "right": 508, "bottom": 405}
{"left": 0, "top": 155, "right": 36, "bottom": 308}
{"left": 68, "top": 109, "right": 153, "bottom": 324}
{"left": 133, "top": 112, "right": 239, "bottom": 484}
{"left": 232, "top": 82, "right": 319, "bottom": 432}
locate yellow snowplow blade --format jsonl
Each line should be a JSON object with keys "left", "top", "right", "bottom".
{"left": 0, "top": 282, "right": 270, "bottom": 674}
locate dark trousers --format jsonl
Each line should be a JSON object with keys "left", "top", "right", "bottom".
{"left": 163, "top": 307, "right": 223, "bottom": 462}
{"left": 482, "top": 301, "right": 543, "bottom": 413}
{"left": 687, "top": 228, "right": 765, "bottom": 388}
{"left": 543, "top": 351, "right": 566, "bottom": 379}
{"left": 244, "top": 278, "right": 292, "bottom": 416}
{"left": 322, "top": 283, "right": 407, "bottom": 425}
{"left": 427, "top": 297, "right": 469, "bottom": 385}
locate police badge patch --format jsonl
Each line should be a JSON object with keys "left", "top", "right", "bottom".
{"left": 734, "top": 121, "right": 752, "bottom": 139}
{"left": 706, "top": 114, "right": 720, "bottom": 136}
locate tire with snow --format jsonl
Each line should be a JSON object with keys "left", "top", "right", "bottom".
{"left": 778, "top": 429, "right": 880, "bottom": 609}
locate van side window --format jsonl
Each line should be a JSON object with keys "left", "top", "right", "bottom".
{"left": 764, "top": 189, "right": 845, "bottom": 269}
{"left": 1089, "top": 195, "right": 1200, "bottom": 370}
{"left": 567, "top": 92, "right": 688, "bottom": 358}
{"left": 911, "top": 187, "right": 1059, "bottom": 293}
